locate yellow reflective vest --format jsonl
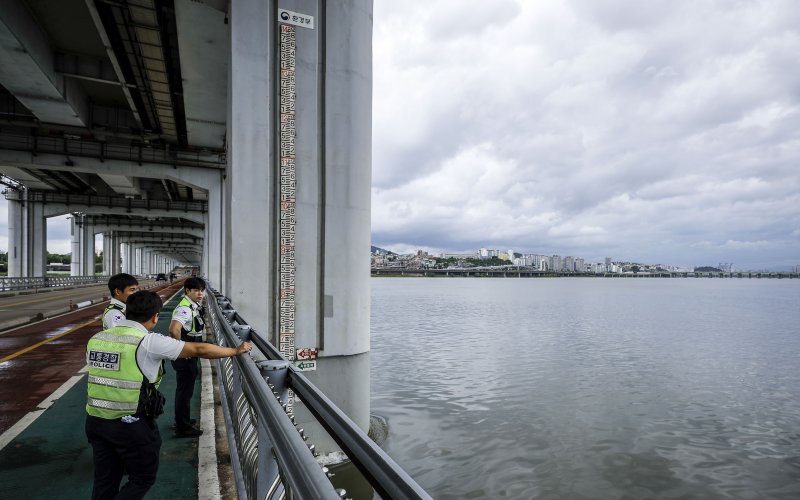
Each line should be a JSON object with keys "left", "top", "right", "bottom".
{"left": 175, "top": 296, "right": 203, "bottom": 341}
{"left": 85, "top": 325, "right": 163, "bottom": 419}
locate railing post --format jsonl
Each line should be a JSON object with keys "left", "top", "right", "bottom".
{"left": 234, "top": 324, "right": 251, "bottom": 342}
{"left": 260, "top": 359, "right": 290, "bottom": 414}
{"left": 256, "top": 359, "right": 290, "bottom": 499}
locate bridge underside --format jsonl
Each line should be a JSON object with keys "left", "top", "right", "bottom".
{"left": 1, "top": 0, "right": 223, "bottom": 274}
{"left": 0, "top": 0, "right": 373, "bottom": 452}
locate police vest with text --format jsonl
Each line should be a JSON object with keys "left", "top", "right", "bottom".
{"left": 177, "top": 296, "right": 204, "bottom": 342}
{"left": 85, "top": 326, "right": 164, "bottom": 420}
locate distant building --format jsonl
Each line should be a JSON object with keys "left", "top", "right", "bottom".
{"left": 440, "top": 252, "right": 478, "bottom": 259}
{"left": 479, "top": 248, "right": 500, "bottom": 260}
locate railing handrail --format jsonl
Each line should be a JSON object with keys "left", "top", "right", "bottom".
{"left": 208, "top": 290, "right": 341, "bottom": 500}
{"left": 208, "top": 288, "right": 432, "bottom": 500}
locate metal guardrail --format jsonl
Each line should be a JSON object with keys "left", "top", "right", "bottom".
{"left": 0, "top": 275, "right": 110, "bottom": 292}
{"left": 207, "top": 288, "right": 432, "bottom": 500}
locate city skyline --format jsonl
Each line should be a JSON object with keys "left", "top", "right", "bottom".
{"left": 372, "top": 244, "right": 753, "bottom": 273}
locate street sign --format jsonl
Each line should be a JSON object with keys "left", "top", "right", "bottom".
{"left": 295, "top": 360, "right": 317, "bottom": 371}
{"left": 296, "top": 348, "right": 318, "bottom": 360}
{"left": 278, "top": 9, "right": 315, "bottom": 29}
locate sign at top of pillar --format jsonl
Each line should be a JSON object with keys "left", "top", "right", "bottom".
{"left": 278, "top": 9, "right": 314, "bottom": 29}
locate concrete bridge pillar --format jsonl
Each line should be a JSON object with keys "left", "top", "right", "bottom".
{"left": 131, "top": 244, "right": 139, "bottom": 276}
{"left": 136, "top": 247, "right": 143, "bottom": 276}
{"left": 141, "top": 250, "right": 147, "bottom": 275}
{"left": 102, "top": 233, "right": 112, "bottom": 275}
{"left": 81, "top": 216, "right": 95, "bottom": 276}
{"left": 107, "top": 233, "right": 115, "bottom": 274}
{"left": 117, "top": 240, "right": 125, "bottom": 273}
{"left": 123, "top": 242, "right": 132, "bottom": 274}
{"left": 205, "top": 182, "right": 224, "bottom": 287}
{"left": 23, "top": 197, "right": 47, "bottom": 277}
{"left": 6, "top": 197, "right": 23, "bottom": 277}
{"left": 130, "top": 245, "right": 138, "bottom": 275}
{"left": 225, "top": 0, "right": 372, "bottom": 453}
{"left": 110, "top": 233, "right": 121, "bottom": 274}
{"left": 70, "top": 215, "right": 82, "bottom": 277}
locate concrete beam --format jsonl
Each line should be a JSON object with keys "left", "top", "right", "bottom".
{"left": 84, "top": 0, "right": 143, "bottom": 126}
{"left": 54, "top": 51, "right": 129, "bottom": 88}
{"left": 0, "top": 166, "right": 56, "bottom": 191}
{"left": 38, "top": 203, "right": 205, "bottom": 224}
{"left": 0, "top": 150, "right": 219, "bottom": 192}
{"left": 115, "top": 235, "right": 201, "bottom": 245}
{"left": 0, "top": 0, "right": 89, "bottom": 126}
{"left": 97, "top": 173, "right": 141, "bottom": 196}
{"left": 90, "top": 224, "right": 204, "bottom": 239}
{"left": 175, "top": 0, "right": 227, "bottom": 148}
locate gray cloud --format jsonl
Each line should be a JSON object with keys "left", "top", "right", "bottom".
{"left": 372, "top": 0, "right": 800, "bottom": 269}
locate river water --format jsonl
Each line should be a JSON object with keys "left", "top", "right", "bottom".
{"left": 369, "top": 277, "right": 800, "bottom": 499}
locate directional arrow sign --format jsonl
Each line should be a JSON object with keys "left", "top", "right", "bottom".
{"left": 296, "top": 348, "right": 318, "bottom": 360}
{"left": 295, "top": 360, "right": 317, "bottom": 371}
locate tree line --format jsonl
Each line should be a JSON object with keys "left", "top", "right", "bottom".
{"left": 0, "top": 251, "right": 104, "bottom": 274}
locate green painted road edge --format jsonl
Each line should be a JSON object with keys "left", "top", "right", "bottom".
{"left": 0, "top": 292, "right": 208, "bottom": 499}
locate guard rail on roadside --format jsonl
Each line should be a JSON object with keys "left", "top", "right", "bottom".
{"left": 207, "top": 288, "right": 432, "bottom": 500}
{"left": 0, "top": 275, "right": 110, "bottom": 292}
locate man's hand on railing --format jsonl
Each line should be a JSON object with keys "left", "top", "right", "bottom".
{"left": 236, "top": 341, "right": 253, "bottom": 355}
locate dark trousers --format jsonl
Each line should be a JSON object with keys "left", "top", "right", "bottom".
{"left": 85, "top": 414, "right": 161, "bottom": 500}
{"left": 171, "top": 357, "right": 199, "bottom": 430}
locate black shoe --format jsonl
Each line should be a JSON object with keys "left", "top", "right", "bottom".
{"left": 174, "top": 425, "right": 203, "bottom": 438}
{"left": 171, "top": 418, "right": 197, "bottom": 430}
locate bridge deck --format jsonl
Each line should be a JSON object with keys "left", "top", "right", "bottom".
{"left": 0, "top": 284, "right": 210, "bottom": 498}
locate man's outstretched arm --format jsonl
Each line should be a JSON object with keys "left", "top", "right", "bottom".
{"left": 179, "top": 341, "right": 253, "bottom": 359}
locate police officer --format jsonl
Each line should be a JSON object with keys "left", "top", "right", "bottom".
{"left": 102, "top": 273, "right": 139, "bottom": 329}
{"left": 169, "top": 277, "right": 206, "bottom": 437}
{"left": 85, "top": 290, "right": 252, "bottom": 499}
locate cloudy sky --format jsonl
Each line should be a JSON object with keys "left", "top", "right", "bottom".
{"left": 370, "top": 0, "right": 800, "bottom": 270}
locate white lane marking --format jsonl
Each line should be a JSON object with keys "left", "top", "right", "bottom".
{"left": 0, "top": 367, "right": 87, "bottom": 451}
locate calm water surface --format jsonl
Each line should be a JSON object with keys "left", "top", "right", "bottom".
{"left": 370, "top": 278, "right": 800, "bottom": 499}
